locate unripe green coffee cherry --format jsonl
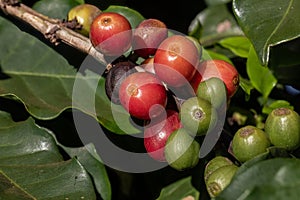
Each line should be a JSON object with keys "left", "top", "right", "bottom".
{"left": 165, "top": 128, "right": 200, "bottom": 171}
{"left": 68, "top": 4, "right": 101, "bottom": 36}
{"left": 179, "top": 96, "right": 218, "bottom": 136}
{"left": 196, "top": 77, "right": 227, "bottom": 110}
{"left": 232, "top": 125, "right": 270, "bottom": 163}
{"left": 264, "top": 107, "right": 300, "bottom": 151}
{"left": 206, "top": 164, "right": 238, "bottom": 198}
{"left": 204, "top": 156, "right": 234, "bottom": 183}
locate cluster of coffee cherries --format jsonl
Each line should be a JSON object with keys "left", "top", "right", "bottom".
{"left": 231, "top": 107, "right": 300, "bottom": 163}
{"left": 202, "top": 107, "right": 300, "bottom": 198}
{"left": 68, "top": 4, "right": 240, "bottom": 171}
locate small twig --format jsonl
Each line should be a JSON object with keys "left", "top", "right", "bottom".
{"left": 0, "top": 0, "right": 107, "bottom": 66}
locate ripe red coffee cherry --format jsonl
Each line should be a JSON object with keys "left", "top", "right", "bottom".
{"left": 119, "top": 72, "right": 167, "bottom": 120}
{"left": 132, "top": 18, "right": 168, "bottom": 58}
{"left": 144, "top": 109, "right": 182, "bottom": 161}
{"left": 90, "top": 12, "right": 132, "bottom": 56}
{"left": 197, "top": 60, "right": 239, "bottom": 98}
{"left": 154, "top": 35, "right": 199, "bottom": 87}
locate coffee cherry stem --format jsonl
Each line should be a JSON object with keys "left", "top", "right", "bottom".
{"left": 63, "top": 18, "right": 83, "bottom": 31}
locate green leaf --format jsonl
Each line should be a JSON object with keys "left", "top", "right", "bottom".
{"left": 32, "top": 0, "right": 81, "bottom": 19}
{"left": 104, "top": 5, "right": 145, "bottom": 29}
{"left": 0, "top": 17, "right": 139, "bottom": 134}
{"left": 234, "top": 150, "right": 269, "bottom": 177}
{"left": 0, "top": 112, "right": 63, "bottom": 165}
{"left": 0, "top": 111, "right": 97, "bottom": 199}
{"left": 202, "top": 48, "right": 233, "bottom": 64}
{"left": 239, "top": 76, "right": 254, "bottom": 97}
{"left": 242, "top": 184, "right": 300, "bottom": 200}
{"left": 269, "top": 38, "right": 300, "bottom": 88}
{"left": 219, "top": 36, "right": 251, "bottom": 58}
{"left": 260, "top": 99, "right": 294, "bottom": 115}
{"left": 156, "top": 176, "right": 200, "bottom": 200}
{"left": 0, "top": 171, "right": 35, "bottom": 200}
{"left": 246, "top": 46, "right": 277, "bottom": 100}
{"left": 233, "top": 0, "right": 300, "bottom": 66}
{"left": 189, "top": 4, "right": 243, "bottom": 46}
{"left": 216, "top": 158, "right": 300, "bottom": 200}
{"left": 1, "top": 159, "right": 96, "bottom": 200}
{"left": 62, "top": 144, "right": 112, "bottom": 200}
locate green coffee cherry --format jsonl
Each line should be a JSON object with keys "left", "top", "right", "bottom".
{"left": 164, "top": 128, "right": 200, "bottom": 171}
{"left": 204, "top": 156, "right": 234, "bottom": 183}
{"left": 179, "top": 96, "right": 218, "bottom": 136}
{"left": 196, "top": 77, "right": 227, "bottom": 110}
{"left": 206, "top": 164, "right": 238, "bottom": 198}
{"left": 232, "top": 125, "right": 270, "bottom": 163}
{"left": 264, "top": 107, "right": 300, "bottom": 151}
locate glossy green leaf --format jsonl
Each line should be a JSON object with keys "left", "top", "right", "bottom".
{"left": 241, "top": 184, "right": 300, "bottom": 200}
{"left": 189, "top": 4, "right": 243, "bottom": 46}
{"left": 202, "top": 48, "right": 233, "bottom": 64}
{"left": 104, "top": 5, "right": 145, "bottom": 29}
{"left": 62, "top": 144, "right": 112, "bottom": 200}
{"left": 233, "top": 0, "right": 300, "bottom": 66}
{"left": 246, "top": 46, "right": 277, "bottom": 100}
{"left": 156, "top": 176, "right": 200, "bottom": 200}
{"left": 0, "top": 171, "right": 35, "bottom": 200}
{"left": 219, "top": 36, "right": 251, "bottom": 58}
{"left": 1, "top": 159, "right": 96, "bottom": 200}
{"left": 0, "top": 111, "right": 97, "bottom": 199}
{"left": 216, "top": 158, "right": 300, "bottom": 200}
{"left": 0, "top": 112, "right": 63, "bottom": 165}
{"left": 0, "top": 17, "right": 139, "bottom": 134}
{"left": 32, "top": 0, "right": 81, "bottom": 19}
{"left": 261, "top": 99, "right": 294, "bottom": 115}
{"left": 269, "top": 38, "right": 300, "bottom": 88}
{"left": 239, "top": 76, "right": 254, "bottom": 97}
{"left": 234, "top": 150, "right": 269, "bottom": 177}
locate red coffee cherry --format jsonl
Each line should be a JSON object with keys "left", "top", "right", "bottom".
{"left": 197, "top": 60, "right": 239, "bottom": 98}
{"left": 119, "top": 72, "right": 167, "bottom": 120}
{"left": 154, "top": 35, "right": 200, "bottom": 87}
{"left": 132, "top": 18, "right": 168, "bottom": 58}
{"left": 144, "top": 109, "right": 182, "bottom": 161}
{"left": 90, "top": 12, "right": 132, "bottom": 56}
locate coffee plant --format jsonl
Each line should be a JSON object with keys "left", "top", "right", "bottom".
{"left": 0, "top": 0, "right": 299, "bottom": 199}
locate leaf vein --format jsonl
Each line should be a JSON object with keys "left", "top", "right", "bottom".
{"left": 264, "top": 0, "right": 294, "bottom": 61}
